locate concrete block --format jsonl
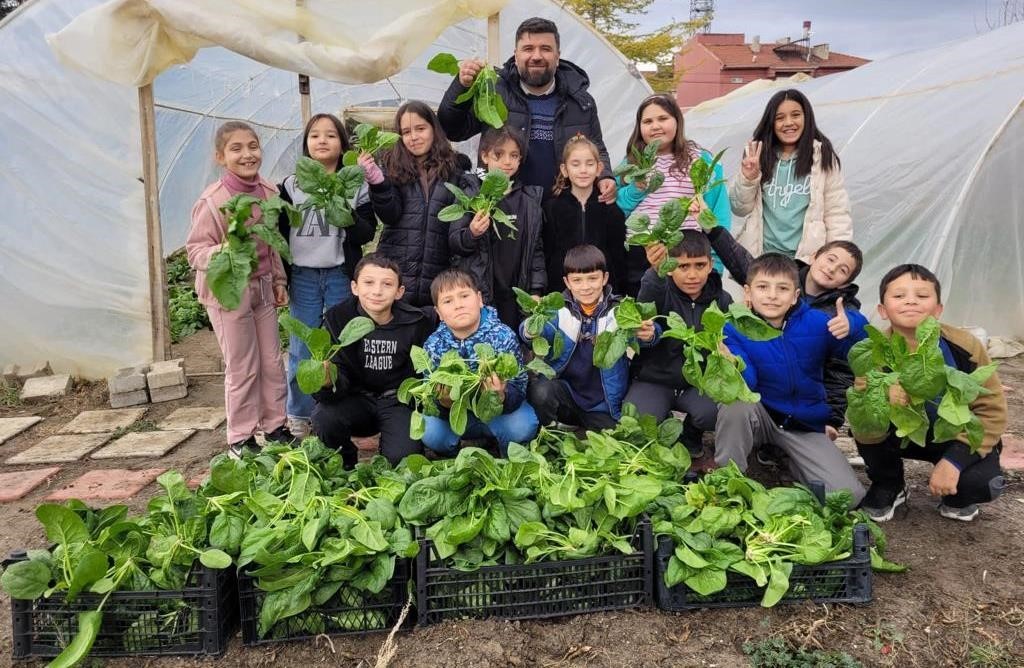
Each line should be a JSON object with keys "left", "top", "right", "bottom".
{"left": 62, "top": 408, "right": 147, "bottom": 434}
{"left": 150, "top": 384, "right": 188, "bottom": 403}
{"left": 20, "top": 375, "right": 72, "bottom": 403}
{"left": 2, "top": 364, "right": 19, "bottom": 384}
{"left": 108, "top": 365, "right": 149, "bottom": 394}
{"left": 149, "top": 358, "right": 184, "bottom": 374}
{"left": 0, "top": 467, "right": 62, "bottom": 502}
{"left": 92, "top": 429, "right": 195, "bottom": 459}
{"left": 7, "top": 433, "right": 112, "bottom": 464}
{"left": 46, "top": 468, "right": 165, "bottom": 501}
{"left": 18, "top": 361, "right": 53, "bottom": 380}
{"left": 147, "top": 367, "right": 186, "bottom": 390}
{"left": 0, "top": 417, "right": 43, "bottom": 445}
{"left": 158, "top": 407, "right": 225, "bottom": 431}
{"left": 110, "top": 389, "right": 150, "bottom": 408}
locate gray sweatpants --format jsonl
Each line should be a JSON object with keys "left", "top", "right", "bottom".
{"left": 715, "top": 401, "right": 866, "bottom": 506}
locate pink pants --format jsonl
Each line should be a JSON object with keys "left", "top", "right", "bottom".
{"left": 207, "top": 275, "right": 287, "bottom": 443}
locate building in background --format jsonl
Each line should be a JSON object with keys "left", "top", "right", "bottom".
{"left": 675, "top": 21, "right": 869, "bottom": 109}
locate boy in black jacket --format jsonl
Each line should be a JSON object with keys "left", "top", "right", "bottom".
{"left": 311, "top": 254, "right": 436, "bottom": 467}
{"left": 625, "top": 231, "right": 732, "bottom": 458}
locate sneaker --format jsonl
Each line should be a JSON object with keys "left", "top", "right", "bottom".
{"left": 859, "top": 485, "right": 908, "bottom": 522}
{"left": 228, "top": 436, "right": 258, "bottom": 459}
{"left": 287, "top": 418, "right": 311, "bottom": 439}
{"left": 264, "top": 425, "right": 297, "bottom": 446}
{"left": 937, "top": 502, "right": 979, "bottom": 522}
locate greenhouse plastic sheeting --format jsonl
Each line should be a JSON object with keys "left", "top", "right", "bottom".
{"left": 0, "top": 0, "right": 652, "bottom": 377}
{"left": 684, "top": 22, "right": 1024, "bottom": 338}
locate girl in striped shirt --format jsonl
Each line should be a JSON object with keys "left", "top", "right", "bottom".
{"left": 616, "top": 94, "right": 731, "bottom": 292}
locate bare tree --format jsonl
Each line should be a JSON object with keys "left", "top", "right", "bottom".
{"left": 985, "top": 0, "right": 1024, "bottom": 28}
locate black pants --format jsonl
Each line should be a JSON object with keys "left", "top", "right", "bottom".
{"left": 623, "top": 380, "right": 718, "bottom": 453}
{"left": 856, "top": 434, "right": 1004, "bottom": 508}
{"left": 311, "top": 392, "right": 422, "bottom": 468}
{"left": 527, "top": 377, "right": 616, "bottom": 432}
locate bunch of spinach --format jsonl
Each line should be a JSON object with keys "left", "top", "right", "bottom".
{"left": 427, "top": 53, "right": 509, "bottom": 129}
{"left": 398, "top": 344, "right": 522, "bottom": 439}
{"left": 624, "top": 149, "right": 726, "bottom": 276}
{"left": 614, "top": 139, "right": 665, "bottom": 195}
{"left": 294, "top": 157, "right": 366, "bottom": 230}
{"left": 0, "top": 473, "right": 230, "bottom": 667}
{"left": 592, "top": 297, "right": 658, "bottom": 369}
{"left": 438, "top": 169, "right": 516, "bottom": 239}
{"left": 207, "top": 194, "right": 299, "bottom": 310}
{"left": 341, "top": 123, "right": 400, "bottom": 167}
{"left": 845, "top": 317, "right": 997, "bottom": 450}
{"left": 278, "top": 313, "right": 376, "bottom": 393}
{"left": 514, "top": 287, "right": 565, "bottom": 359}
{"left": 658, "top": 302, "right": 779, "bottom": 404}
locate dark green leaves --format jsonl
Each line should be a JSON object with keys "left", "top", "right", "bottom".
{"left": 279, "top": 313, "right": 375, "bottom": 393}
{"left": 614, "top": 139, "right": 665, "bottom": 195}
{"left": 342, "top": 123, "right": 400, "bottom": 166}
{"left": 429, "top": 53, "right": 509, "bottom": 129}
{"left": 592, "top": 297, "right": 657, "bottom": 369}
{"left": 0, "top": 559, "right": 51, "bottom": 600}
{"left": 516, "top": 288, "right": 565, "bottom": 359}
{"left": 439, "top": 169, "right": 516, "bottom": 239}
{"left": 294, "top": 157, "right": 365, "bottom": 228}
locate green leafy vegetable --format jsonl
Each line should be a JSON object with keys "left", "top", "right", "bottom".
{"left": 614, "top": 139, "right": 665, "bottom": 195}
{"left": 294, "top": 156, "right": 365, "bottom": 229}
{"left": 278, "top": 313, "right": 375, "bottom": 393}
{"left": 592, "top": 297, "right": 658, "bottom": 369}
{"left": 341, "top": 123, "right": 400, "bottom": 166}
{"left": 514, "top": 287, "right": 565, "bottom": 363}
{"left": 427, "top": 52, "right": 509, "bottom": 129}
{"left": 438, "top": 169, "right": 516, "bottom": 239}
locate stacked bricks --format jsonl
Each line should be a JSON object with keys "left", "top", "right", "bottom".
{"left": 107, "top": 364, "right": 150, "bottom": 408}
{"left": 147, "top": 358, "right": 188, "bottom": 402}
{"left": 16, "top": 361, "right": 73, "bottom": 403}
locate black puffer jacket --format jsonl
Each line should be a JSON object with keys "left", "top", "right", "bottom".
{"left": 369, "top": 171, "right": 476, "bottom": 307}
{"left": 706, "top": 225, "right": 861, "bottom": 427}
{"left": 438, "top": 58, "right": 613, "bottom": 184}
{"left": 542, "top": 188, "right": 628, "bottom": 294}
{"left": 631, "top": 270, "right": 733, "bottom": 389}
{"left": 449, "top": 179, "right": 547, "bottom": 304}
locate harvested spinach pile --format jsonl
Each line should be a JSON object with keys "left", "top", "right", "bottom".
{"left": 207, "top": 194, "right": 299, "bottom": 310}
{"left": 278, "top": 313, "right": 375, "bottom": 393}
{"left": 294, "top": 157, "right": 366, "bottom": 229}
{"left": 438, "top": 169, "right": 516, "bottom": 239}
{"left": 427, "top": 53, "right": 509, "bottom": 129}
{"left": 845, "top": 317, "right": 997, "bottom": 449}
{"left": 614, "top": 139, "right": 665, "bottom": 195}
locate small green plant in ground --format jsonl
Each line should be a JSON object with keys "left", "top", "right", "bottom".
{"left": 744, "top": 637, "right": 863, "bottom": 668}
{"left": 1, "top": 382, "right": 21, "bottom": 407}
{"left": 166, "top": 250, "right": 210, "bottom": 343}
{"left": 109, "top": 419, "right": 158, "bottom": 440}
{"left": 969, "top": 642, "right": 1018, "bottom": 668}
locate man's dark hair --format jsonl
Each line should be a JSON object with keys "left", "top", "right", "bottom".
{"left": 430, "top": 267, "right": 479, "bottom": 305}
{"left": 814, "top": 240, "right": 864, "bottom": 282}
{"left": 878, "top": 264, "right": 942, "bottom": 304}
{"left": 515, "top": 17, "right": 560, "bottom": 49}
{"left": 668, "top": 230, "right": 713, "bottom": 260}
{"left": 353, "top": 253, "right": 402, "bottom": 286}
{"left": 747, "top": 253, "right": 800, "bottom": 287}
{"left": 563, "top": 245, "right": 607, "bottom": 276}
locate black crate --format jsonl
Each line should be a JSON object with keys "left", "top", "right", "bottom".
{"left": 238, "top": 559, "right": 413, "bottom": 645}
{"left": 8, "top": 553, "right": 238, "bottom": 659}
{"left": 416, "top": 518, "right": 653, "bottom": 625}
{"left": 654, "top": 524, "right": 872, "bottom": 611}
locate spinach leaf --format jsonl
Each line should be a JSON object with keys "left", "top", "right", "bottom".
{"left": 428, "top": 52, "right": 509, "bottom": 129}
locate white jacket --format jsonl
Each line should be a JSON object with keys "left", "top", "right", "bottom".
{"left": 729, "top": 140, "right": 852, "bottom": 263}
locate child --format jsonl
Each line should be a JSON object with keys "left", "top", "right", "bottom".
{"left": 360, "top": 101, "right": 476, "bottom": 307}
{"left": 616, "top": 94, "right": 731, "bottom": 294}
{"left": 185, "top": 121, "right": 294, "bottom": 456}
{"left": 450, "top": 125, "right": 546, "bottom": 330}
{"left": 543, "top": 135, "right": 628, "bottom": 295}
{"left": 705, "top": 224, "right": 865, "bottom": 440}
{"left": 731, "top": 89, "right": 851, "bottom": 262}
{"left": 523, "top": 245, "right": 656, "bottom": 432}
{"left": 420, "top": 268, "right": 539, "bottom": 457}
{"left": 310, "top": 254, "right": 435, "bottom": 468}
{"left": 278, "top": 113, "right": 378, "bottom": 437}
{"left": 714, "top": 253, "right": 868, "bottom": 506}
{"left": 625, "top": 231, "right": 732, "bottom": 458}
{"left": 852, "top": 265, "right": 1006, "bottom": 522}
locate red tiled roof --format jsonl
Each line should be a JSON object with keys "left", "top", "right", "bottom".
{"left": 702, "top": 43, "right": 869, "bottom": 70}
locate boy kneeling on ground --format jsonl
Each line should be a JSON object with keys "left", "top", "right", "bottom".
{"left": 523, "top": 245, "right": 657, "bottom": 432}
{"left": 715, "top": 253, "right": 868, "bottom": 506}
{"left": 852, "top": 264, "right": 1006, "bottom": 522}
{"left": 311, "top": 254, "right": 435, "bottom": 468}
{"left": 420, "top": 268, "right": 538, "bottom": 456}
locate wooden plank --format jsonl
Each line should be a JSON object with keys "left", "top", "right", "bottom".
{"left": 297, "top": 0, "right": 311, "bottom": 125}
{"left": 138, "top": 84, "right": 170, "bottom": 362}
{"left": 487, "top": 13, "right": 500, "bottom": 64}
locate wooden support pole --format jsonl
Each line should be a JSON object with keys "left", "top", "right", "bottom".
{"left": 138, "top": 84, "right": 171, "bottom": 362}
{"left": 487, "top": 13, "right": 500, "bottom": 64}
{"left": 297, "top": 0, "right": 311, "bottom": 125}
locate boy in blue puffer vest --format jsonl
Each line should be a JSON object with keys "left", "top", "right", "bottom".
{"left": 715, "top": 253, "right": 868, "bottom": 506}
{"left": 522, "top": 245, "right": 657, "bottom": 432}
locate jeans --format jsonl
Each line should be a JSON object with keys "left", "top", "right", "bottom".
{"left": 422, "top": 402, "right": 539, "bottom": 457}
{"left": 287, "top": 266, "right": 352, "bottom": 421}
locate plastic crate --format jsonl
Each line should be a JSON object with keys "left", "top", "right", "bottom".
{"left": 654, "top": 524, "right": 873, "bottom": 610}
{"left": 238, "top": 559, "right": 413, "bottom": 645}
{"left": 416, "top": 518, "right": 653, "bottom": 625}
{"left": 7, "top": 551, "right": 238, "bottom": 659}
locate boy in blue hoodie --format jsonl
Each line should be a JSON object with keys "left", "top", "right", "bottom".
{"left": 715, "top": 253, "right": 868, "bottom": 506}
{"left": 420, "top": 268, "right": 539, "bottom": 456}
{"left": 523, "top": 245, "right": 656, "bottom": 432}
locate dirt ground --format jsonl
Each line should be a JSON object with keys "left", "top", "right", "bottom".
{"left": 1, "top": 330, "right": 1022, "bottom": 668}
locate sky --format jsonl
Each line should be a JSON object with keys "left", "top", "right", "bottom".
{"left": 638, "top": 0, "right": 1005, "bottom": 60}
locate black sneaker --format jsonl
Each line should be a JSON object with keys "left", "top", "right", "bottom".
{"left": 264, "top": 425, "right": 297, "bottom": 446}
{"left": 859, "top": 485, "right": 908, "bottom": 522}
{"left": 228, "top": 436, "right": 258, "bottom": 459}
{"left": 937, "top": 502, "right": 979, "bottom": 522}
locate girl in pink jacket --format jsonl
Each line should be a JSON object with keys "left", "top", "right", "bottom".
{"left": 185, "top": 121, "right": 294, "bottom": 456}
